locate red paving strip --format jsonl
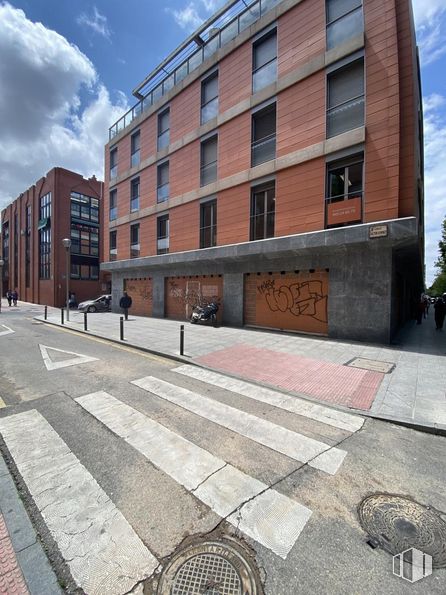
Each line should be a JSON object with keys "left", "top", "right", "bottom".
{"left": 0, "top": 515, "right": 29, "bottom": 595}
{"left": 196, "top": 344, "right": 383, "bottom": 411}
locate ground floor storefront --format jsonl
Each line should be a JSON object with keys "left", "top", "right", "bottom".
{"left": 103, "top": 218, "right": 422, "bottom": 344}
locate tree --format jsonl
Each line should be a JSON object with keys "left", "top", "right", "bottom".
{"left": 429, "top": 215, "right": 446, "bottom": 295}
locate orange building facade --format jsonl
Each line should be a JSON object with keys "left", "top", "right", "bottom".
{"left": 102, "top": 0, "right": 424, "bottom": 343}
{"left": 1, "top": 168, "right": 105, "bottom": 308}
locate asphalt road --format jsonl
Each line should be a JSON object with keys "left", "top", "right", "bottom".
{"left": 0, "top": 303, "right": 445, "bottom": 594}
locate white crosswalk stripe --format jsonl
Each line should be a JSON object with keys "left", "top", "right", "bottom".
{"left": 76, "top": 391, "right": 312, "bottom": 559}
{"left": 132, "top": 376, "right": 347, "bottom": 475}
{"left": 173, "top": 364, "right": 364, "bottom": 432}
{"left": 0, "top": 410, "right": 158, "bottom": 595}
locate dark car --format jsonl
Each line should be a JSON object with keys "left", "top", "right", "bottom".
{"left": 78, "top": 295, "right": 111, "bottom": 313}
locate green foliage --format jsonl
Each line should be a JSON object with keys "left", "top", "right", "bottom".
{"left": 434, "top": 216, "right": 446, "bottom": 275}
{"left": 428, "top": 272, "right": 446, "bottom": 296}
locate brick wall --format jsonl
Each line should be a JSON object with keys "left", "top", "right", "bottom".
{"left": 165, "top": 275, "right": 223, "bottom": 321}
{"left": 124, "top": 278, "right": 153, "bottom": 316}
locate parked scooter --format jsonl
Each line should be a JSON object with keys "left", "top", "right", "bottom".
{"left": 190, "top": 302, "right": 219, "bottom": 325}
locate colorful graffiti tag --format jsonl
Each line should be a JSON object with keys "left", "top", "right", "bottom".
{"left": 257, "top": 278, "right": 327, "bottom": 323}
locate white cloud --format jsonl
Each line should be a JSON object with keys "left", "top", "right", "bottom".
{"left": 167, "top": 0, "right": 226, "bottom": 31}
{"left": 412, "top": 0, "right": 446, "bottom": 66}
{"left": 0, "top": 3, "right": 127, "bottom": 211}
{"left": 422, "top": 94, "right": 446, "bottom": 285}
{"left": 76, "top": 6, "right": 111, "bottom": 40}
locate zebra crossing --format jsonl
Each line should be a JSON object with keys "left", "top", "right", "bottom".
{"left": 0, "top": 365, "right": 364, "bottom": 593}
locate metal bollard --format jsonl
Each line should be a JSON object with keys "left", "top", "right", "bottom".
{"left": 84, "top": 312, "right": 88, "bottom": 331}
{"left": 44, "top": 305, "right": 47, "bottom": 320}
{"left": 180, "top": 324, "right": 184, "bottom": 356}
{"left": 120, "top": 316, "right": 124, "bottom": 341}
{"left": 61, "top": 308, "right": 64, "bottom": 325}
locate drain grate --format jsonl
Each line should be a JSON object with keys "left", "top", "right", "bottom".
{"left": 358, "top": 494, "right": 446, "bottom": 568}
{"left": 346, "top": 358, "right": 395, "bottom": 374}
{"left": 153, "top": 539, "right": 262, "bottom": 595}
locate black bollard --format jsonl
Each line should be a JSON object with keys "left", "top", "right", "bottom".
{"left": 84, "top": 312, "right": 88, "bottom": 331}
{"left": 120, "top": 316, "right": 124, "bottom": 341}
{"left": 180, "top": 324, "right": 184, "bottom": 356}
{"left": 61, "top": 308, "right": 64, "bottom": 325}
{"left": 44, "top": 305, "right": 47, "bottom": 320}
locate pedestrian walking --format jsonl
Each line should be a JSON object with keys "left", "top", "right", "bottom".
{"left": 416, "top": 296, "right": 425, "bottom": 325}
{"left": 11, "top": 289, "right": 18, "bottom": 307}
{"left": 434, "top": 295, "right": 446, "bottom": 331}
{"left": 6, "top": 289, "right": 12, "bottom": 307}
{"left": 119, "top": 291, "right": 132, "bottom": 321}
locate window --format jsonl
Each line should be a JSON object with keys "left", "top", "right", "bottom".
{"left": 109, "top": 230, "right": 117, "bottom": 261}
{"left": 200, "top": 200, "right": 217, "bottom": 248}
{"left": 252, "top": 103, "right": 276, "bottom": 166}
{"left": 109, "top": 189, "right": 117, "bottom": 221}
{"left": 2, "top": 223, "right": 9, "bottom": 282}
{"left": 130, "top": 223, "right": 140, "bottom": 258}
{"left": 201, "top": 72, "right": 218, "bottom": 124}
{"left": 326, "top": 0, "right": 363, "bottom": 50}
{"left": 327, "top": 58, "right": 364, "bottom": 138}
{"left": 71, "top": 192, "right": 99, "bottom": 223}
{"left": 253, "top": 29, "right": 277, "bottom": 93}
{"left": 14, "top": 212, "right": 18, "bottom": 289}
{"left": 157, "top": 108, "right": 170, "bottom": 150}
{"left": 157, "top": 215, "right": 169, "bottom": 254}
{"left": 200, "top": 135, "right": 218, "bottom": 186}
{"left": 70, "top": 226, "right": 99, "bottom": 257}
{"left": 39, "top": 192, "right": 51, "bottom": 279}
{"left": 325, "top": 155, "right": 363, "bottom": 227}
{"left": 130, "top": 177, "right": 140, "bottom": 212}
{"left": 250, "top": 182, "right": 275, "bottom": 241}
{"left": 71, "top": 264, "right": 99, "bottom": 280}
{"left": 110, "top": 147, "right": 118, "bottom": 179}
{"left": 131, "top": 130, "right": 140, "bottom": 167}
{"left": 157, "top": 161, "right": 169, "bottom": 202}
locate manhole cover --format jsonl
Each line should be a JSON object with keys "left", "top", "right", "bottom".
{"left": 358, "top": 494, "right": 446, "bottom": 567}
{"left": 153, "top": 539, "right": 262, "bottom": 595}
{"left": 346, "top": 358, "right": 395, "bottom": 373}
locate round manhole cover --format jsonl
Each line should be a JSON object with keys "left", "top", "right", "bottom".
{"left": 154, "top": 539, "right": 262, "bottom": 594}
{"left": 358, "top": 494, "right": 446, "bottom": 568}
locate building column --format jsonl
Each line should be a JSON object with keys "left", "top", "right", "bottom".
{"left": 222, "top": 273, "right": 244, "bottom": 327}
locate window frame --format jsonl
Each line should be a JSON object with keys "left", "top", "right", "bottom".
{"left": 200, "top": 199, "right": 217, "bottom": 249}
{"left": 109, "top": 189, "right": 118, "bottom": 221}
{"left": 326, "top": 56, "right": 365, "bottom": 138}
{"left": 157, "top": 214, "right": 169, "bottom": 255}
{"left": 157, "top": 108, "right": 170, "bottom": 151}
{"left": 130, "top": 177, "right": 140, "bottom": 212}
{"left": 252, "top": 28, "right": 277, "bottom": 93}
{"left": 200, "top": 134, "right": 218, "bottom": 187}
{"left": 250, "top": 181, "right": 276, "bottom": 241}
{"left": 110, "top": 147, "right": 118, "bottom": 179}
{"left": 157, "top": 161, "right": 170, "bottom": 203}
{"left": 130, "top": 130, "right": 141, "bottom": 167}
{"left": 201, "top": 71, "right": 219, "bottom": 125}
{"left": 325, "top": 153, "right": 364, "bottom": 228}
{"left": 109, "top": 230, "right": 117, "bottom": 261}
{"left": 130, "top": 223, "right": 140, "bottom": 258}
{"left": 251, "top": 102, "right": 277, "bottom": 167}
{"left": 326, "top": 0, "right": 363, "bottom": 50}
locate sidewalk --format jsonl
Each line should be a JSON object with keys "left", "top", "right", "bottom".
{"left": 30, "top": 302, "right": 446, "bottom": 433}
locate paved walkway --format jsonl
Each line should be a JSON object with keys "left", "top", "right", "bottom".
{"left": 12, "top": 300, "right": 446, "bottom": 432}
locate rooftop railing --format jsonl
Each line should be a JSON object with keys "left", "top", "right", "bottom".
{"left": 109, "top": 0, "right": 282, "bottom": 140}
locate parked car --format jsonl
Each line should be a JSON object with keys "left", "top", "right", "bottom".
{"left": 78, "top": 295, "right": 111, "bottom": 313}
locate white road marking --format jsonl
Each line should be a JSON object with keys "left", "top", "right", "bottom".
{"left": 76, "top": 391, "right": 312, "bottom": 559}
{"left": 0, "top": 324, "right": 14, "bottom": 336}
{"left": 173, "top": 365, "right": 364, "bottom": 432}
{"left": 0, "top": 397, "right": 5, "bottom": 408}
{"left": 132, "top": 376, "right": 346, "bottom": 475}
{"left": 0, "top": 410, "right": 158, "bottom": 595}
{"left": 39, "top": 344, "right": 98, "bottom": 371}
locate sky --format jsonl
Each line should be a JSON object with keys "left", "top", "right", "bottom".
{"left": 0, "top": 0, "right": 445, "bottom": 285}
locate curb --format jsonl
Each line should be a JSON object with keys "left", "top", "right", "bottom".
{"left": 36, "top": 316, "right": 446, "bottom": 438}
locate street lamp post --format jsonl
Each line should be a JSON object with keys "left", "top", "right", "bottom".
{"left": 0, "top": 259, "right": 4, "bottom": 313}
{"left": 62, "top": 238, "right": 71, "bottom": 322}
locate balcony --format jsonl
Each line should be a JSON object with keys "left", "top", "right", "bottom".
{"left": 109, "top": 0, "right": 284, "bottom": 140}
{"left": 252, "top": 134, "right": 276, "bottom": 166}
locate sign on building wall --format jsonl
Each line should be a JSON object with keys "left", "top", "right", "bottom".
{"left": 326, "top": 197, "right": 361, "bottom": 226}
{"left": 245, "top": 271, "right": 329, "bottom": 335}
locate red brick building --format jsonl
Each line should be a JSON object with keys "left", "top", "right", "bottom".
{"left": 1, "top": 168, "right": 105, "bottom": 307}
{"left": 102, "top": 0, "right": 424, "bottom": 343}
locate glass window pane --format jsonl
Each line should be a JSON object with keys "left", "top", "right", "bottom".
{"left": 158, "top": 129, "right": 169, "bottom": 150}
{"left": 327, "top": 8, "right": 363, "bottom": 49}
{"left": 220, "top": 19, "right": 238, "bottom": 45}
{"left": 158, "top": 163, "right": 169, "bottom": 186}
{"left": 188, "top": 49, "right": 203, "bottom": 71}
{"left": 327, "top": 0, "right": 362, "bottom": 23}
{"left": 240, "top": 2, "right": 260, "bottom": 32}
{"left": 327, "top": 95, "right": 364, "bottom": 137}
{"left": 266, "top": 211, "right": 275, "bottom": 237}
{"left": 329, "top": 168, "right": 345, "bottom": 198}
{"left": 159, "top": 110, "right": 170, "bottom": 133}
{"left": 253, "top": 59, "right": 277, "bottom": 93}
{"left": 202, "top": 74, "right": 218, "bottom": 104}
{"left": 201, "top": 97, "right": 218, "bottom": 124}
{"left": 253, "top": 105, "right": 276, "bottom": 141}
{"left": 328, "top": 60, "right": 364, "bottom": 108}
{"left": 347, "top": 162, "right": 363, "bottom": 194}
{"left": 254, "top": 32, "right": 277, "bottom": 70}
{"left": 261, "top": 0, "right": 280, "bottom": 14}
{"left": 202, "top": 137, "right": 218, "bottom": 166}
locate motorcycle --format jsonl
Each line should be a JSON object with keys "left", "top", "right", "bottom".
{"left": 190, "top": 302, "right": 219, "bottom": 325}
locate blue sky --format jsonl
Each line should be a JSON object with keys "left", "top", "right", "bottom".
{"left": 0, "top": 0, "right": 445, "bottom": 285}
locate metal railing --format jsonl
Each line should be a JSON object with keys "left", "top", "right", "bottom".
{"left": 251, "top": 134, "right": 276, "bottom": 166}
{"left": 109, "top": 0, "right": 283, "bottom": 140}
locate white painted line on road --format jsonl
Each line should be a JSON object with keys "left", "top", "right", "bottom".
{"left": 39, "top": 344, "right": 98, "bottom": 371}
{"left": 76, "top": 391, "right": 312, "bottom": 559}
{"left": 0, "top": 410, "right": 158, "bottom": 595}
{"left": 173, "top": 365, "right": 364, "bottom": 432}
{"left": 0, "top": 397, "right": 5, "bottom": 408}
{"left": 0, "top": 324, "right": 14, "bottom": 336}
{"left": 132, "top": 376, "right": 346, "bottom": 475}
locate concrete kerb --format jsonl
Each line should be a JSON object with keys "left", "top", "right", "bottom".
{"left": 34, "top": 316, "right": 446, "bottom": 438}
